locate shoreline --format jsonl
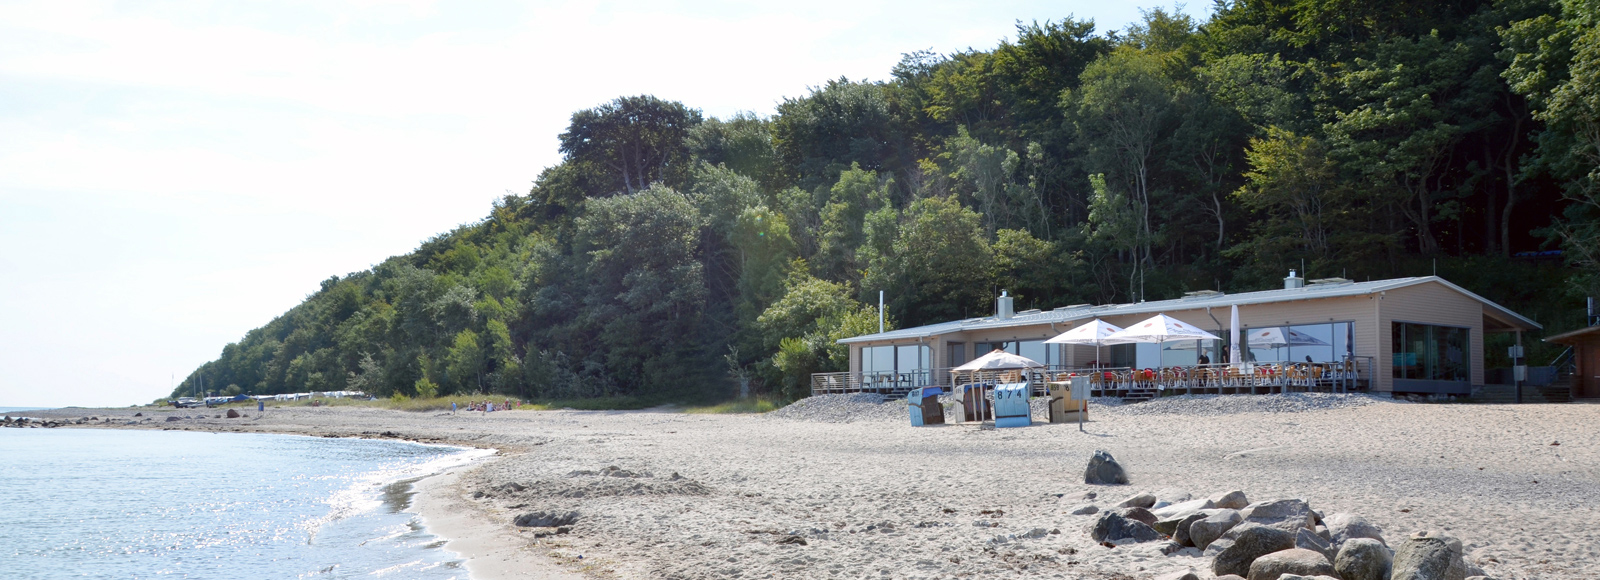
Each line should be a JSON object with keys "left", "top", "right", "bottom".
{"left": 410, "top": 458, "right": 588, "bottom": 580}
{"left": 18, "top": 397, "right": 1600, "bottom": 579}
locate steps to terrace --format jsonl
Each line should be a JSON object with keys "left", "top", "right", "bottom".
{"left": 1473, "top": 380, "right": 1572, "bottom": 404}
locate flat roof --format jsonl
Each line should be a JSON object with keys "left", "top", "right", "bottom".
{"left": 839, "top": 276, "right": 1541, "bottom": 344}
{"left": 1545, "top": 325, "right": 1600, "bottom": 345}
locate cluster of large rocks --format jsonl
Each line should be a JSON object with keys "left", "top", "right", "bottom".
{"left": 2, "top": 416, "right": 64, "bottom": 428}
{"left": 1075, "top": 489, "right": 1495, "bottom": 580}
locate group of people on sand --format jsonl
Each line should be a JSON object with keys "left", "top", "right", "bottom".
{"left": 453, "top": 399, "right": 520, "bottom": 414}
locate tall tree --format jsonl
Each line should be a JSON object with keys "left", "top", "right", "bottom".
{"left": 559, "top": 95, "right": 703, "bottom": 195}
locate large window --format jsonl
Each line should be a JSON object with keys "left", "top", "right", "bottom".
{"left": 1392, "top": 323, "right": 1468, "bottom": 382}
{"left": 1235, "top": 322, "right": 1354, "bottom": 364}
{"left": 861, "top": 344, "right": 931, "bottom": 374}
{"left": 976, "top": 340, "right": 1062, "bottom": 366}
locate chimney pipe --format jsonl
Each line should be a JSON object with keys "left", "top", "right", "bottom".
{"left": 1284, "top": 269, "right": 1304, "bottom": 290}
{"left": 997, "top": 290, "right": 1014, "bottom": 319}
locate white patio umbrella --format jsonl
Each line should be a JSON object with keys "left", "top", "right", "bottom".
{"left": 1105, "top": 314, "right": 1222, "bottom": 389}
{"left": 1044, "top": 319, "right": 1130, "bottom": 369}
{"left": 1229, "top": 305, "right": 1242, "bottom": 365}
{"left": 952, "top": 349, "right": 1045, "bottom": 372}
{"left": 1105, "top": 313, "right": 1223, "bottom": 345}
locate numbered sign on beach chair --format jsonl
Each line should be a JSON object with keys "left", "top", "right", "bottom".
{"left": 907, "top": 387, "right": 945, "bottom": 426}
{"left": 992, "top": 382, "right": 1032, "bottom": 428}
{"left": 1046, "top": 377, "right": 1090, "bottom": 423}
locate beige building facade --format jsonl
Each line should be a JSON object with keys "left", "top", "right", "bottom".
{"left": 836, "top": 274, "right": 1540, "bottom": 395}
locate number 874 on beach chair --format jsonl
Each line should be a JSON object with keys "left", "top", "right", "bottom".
{"left": 992, "top": 383, "right": 1032, "bottom": 428}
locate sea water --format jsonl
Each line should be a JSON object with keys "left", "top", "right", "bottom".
{"left": 0, "top": 428, "right": 490, "bottom": 579}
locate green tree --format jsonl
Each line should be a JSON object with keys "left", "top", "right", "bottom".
{"left": 558, "top": 95, "right": 703, "bottom": 194}
{"left": 862, "top": 195, "right": 994, "bottom": 326}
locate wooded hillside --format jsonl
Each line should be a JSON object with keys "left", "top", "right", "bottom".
{"left": 171, "top": 0, "right": 1599, "bottom": 403}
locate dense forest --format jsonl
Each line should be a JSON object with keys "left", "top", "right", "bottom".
{"left": 171, "top": 0, "right": 1599, "bottom": 403}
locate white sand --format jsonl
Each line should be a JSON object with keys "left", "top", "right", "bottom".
{"left": 35, "top": 397, "right": 1600, "bottom": 579}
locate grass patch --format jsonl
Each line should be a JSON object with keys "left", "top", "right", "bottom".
{"left": 523, "top": 396, "right": 661, "bottom": 411}
{"left": 684, "top": 397, "right": 783, "bottom": 414}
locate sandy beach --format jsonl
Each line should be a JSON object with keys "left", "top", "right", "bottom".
{"left": 18, "top": 395, "right": 1600, "bottom": 579}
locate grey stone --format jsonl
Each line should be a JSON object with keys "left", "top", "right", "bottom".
{"left": 1315, "top": 524, "right": 1332, "bottom": 543}
{"left": 1154, "top": 540, "right": 1185, "bottom": 555}
{"left": 1335, "top": 538, "right": 1393, "bottom": 580}
{"left": 1190, "top": 509, "right": 1243, "bottom": 550}
{"left": 1464, "top": 577, "right": 1501, "bottom": 580}
{"left": 1085, "top": 450, "right": 1129, "bottom": 485}
{"left": 1324, "top": 512, "right": 1385, "bottom": 547}
{"left": 1240, "top": 498, "right": 1315, "bottom": 532}
{"left": 1295, "top": 527, "right": 1336, "bottom": 562}
{"left": 1208, "top": 522, "right": 1296, "bottom": 578}
{"left": 1118, "top": 492, "right": 1156, "bottom": 509}
{"left": 1246, "top": 548, "right": 1335, "bottom": 580}
{"left": 1153, "top": 569, "right": 1199, "bottom": 580}
{"left": 1117, "top": 506, "right": 1158, "bottom": 526}
{"left": 165, "top": 416, "right": 182, "bottom": 422}
{"left": 1154, "top": 499, "right": 1216, "bottom": 535}
{"left": 225, "top": 409, "right": 240, "bottom": 418}
{"left": 1154, "top": 498, "right": 1217, "bottom": 519}
{"left": 1392, "top": 534, "right": 1473, "bottom": 580}
{"left": 1152, "top": 488, "right": 1191, "bottom": 509}
{"left": 1275, "top": 576, "right": 1340, "bottom": 580}
{"left": 1172, "top": 509, "right": 1216, "bottom": 547}
{"left": 1068, "top": 504, "right": 1099, "bottom": 515}
{"left": 1214, "top": 576, "right": 1245, "bottom": 580}
{"left": 513, "top": 511, "right": 579, "bottom": 528}
{"left": 1210, "top": 489, "right": 1249, "bottom": 510}
{"left": 1088, "top": 511, "right": 1162, "bottom": 543}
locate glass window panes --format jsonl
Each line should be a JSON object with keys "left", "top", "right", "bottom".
{"left": 1392, "top": 322, "right": 1468, "bottom": 382}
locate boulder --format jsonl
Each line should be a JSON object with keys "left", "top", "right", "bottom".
{"left": 1118, "top": 492, "right": 1157, "bottom": 509}
{"left": 1214, "top": 576, "right": 1245, "bottom": 580}
{"left": 1246, "top": 548, "right": 1336, "bottom": 580}
{"left": 1392, "top": 533, "right": 1474, "bottom": 580}
{"left": 1275, "top": 576, "right": 1340, "bottom": 580}
{"left": 1068, "top": 504, "right": 1099, "bottom": 515}
{"left": 1154, "top": 498, "right": 1217, "bottom": 520}
{"left": 1172, "top": 509, "right": 1216, "bottom": 547}
{"left": 1088, "top": 511, "right": 1162, "bottom": 543}
{"left": 1295, "top": 527, "right": 1336, "bottom": 562}
{"left": 1189, "top": 509, "right": 1242, "bottom": 550}
{"left": 1117, "top": 506, "right": 1158, "bottom": 526}
{"left": 1335, "top": 537, "right": 1393, "bottom": 580}
{"left": 1152, "top": 488, "right": 1192, "bottom": 508}
{"left": 1240, "top": 498, "right": 1315, "bottom": 532}
{"left": 1153, "top": 499, "right": 1216, "bottom": 535}
{"left": 1210, "top": 489, "right": 1249, "bottom": 510}
{"left": 165, "top": 416, "right": 182, "bottom": 422}
{"left": 1324, "top": 512, "right": 1385, "bottom": 547}
{"left": 225, "top": 409, "right": 240, "bottom": 418}
{"left": 1085, "top": 450, "right": 1129, "bottom": 485}
{"left": 1208, "top": 522, "right": 1296, "bottom": 578}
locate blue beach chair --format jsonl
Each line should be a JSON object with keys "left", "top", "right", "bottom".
{"left": 992, "top": 382, "right": 1032, "bottom": 428}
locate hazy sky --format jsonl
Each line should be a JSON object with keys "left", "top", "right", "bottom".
{"left": 0, "top": 0, "right": 1210, "bottom": 408}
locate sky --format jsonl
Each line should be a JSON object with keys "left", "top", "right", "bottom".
{"left": 0, "top": 0, "right": 1211, "bottom": 408}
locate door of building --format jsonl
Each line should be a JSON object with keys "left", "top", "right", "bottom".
{"left": 1583, "top": 342, "right": 1600, "bottom": 398}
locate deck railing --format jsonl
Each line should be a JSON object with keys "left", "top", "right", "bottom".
{"left": 810, "top": 357, "right": 1373, "bottom": 398}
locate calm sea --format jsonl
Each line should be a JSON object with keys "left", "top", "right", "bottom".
{"left": 0, "top": 428, "right": 490, "bottom": 579}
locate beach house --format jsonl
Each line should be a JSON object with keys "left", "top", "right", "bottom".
{"left": 815, "top": 272, "right": 1541, "bottom": 398}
